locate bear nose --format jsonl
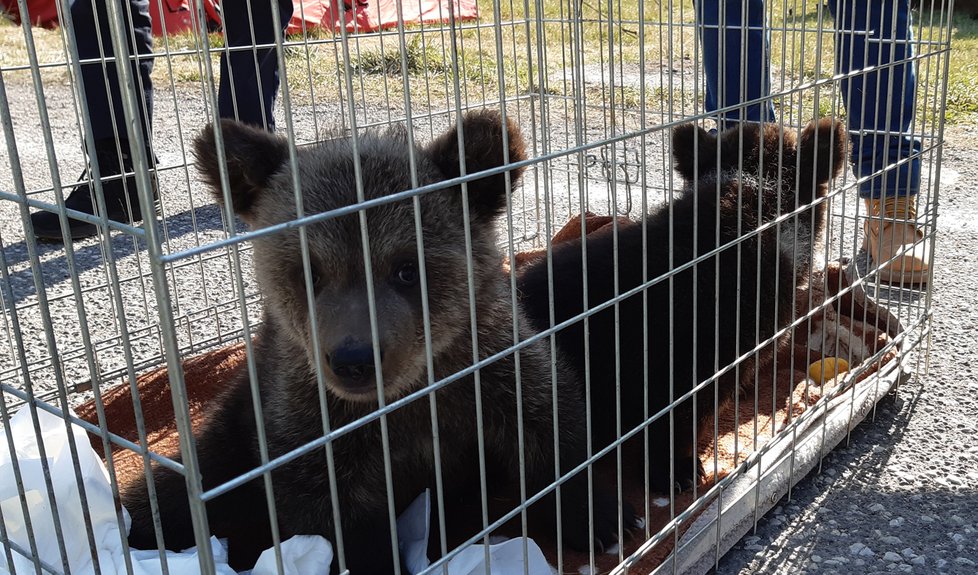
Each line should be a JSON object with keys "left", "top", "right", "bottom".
{"left": 329, "top": 343, "right": 378, "bottom": 383}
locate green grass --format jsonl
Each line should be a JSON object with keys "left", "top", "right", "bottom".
{"left": 1, "top": 2, "right": 976, "bottom": 124}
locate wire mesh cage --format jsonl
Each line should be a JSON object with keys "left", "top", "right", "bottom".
{"left": 0, "top": 0, "right": 950, "bottom": 573}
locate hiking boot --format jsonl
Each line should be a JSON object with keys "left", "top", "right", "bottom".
{"left": 29, "top": 140, "right": 159, "bottom": 241}
{"left": 862, "top": 196, "right": 931, "bottom": 286}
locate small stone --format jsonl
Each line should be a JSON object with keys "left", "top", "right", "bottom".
{"left": 869, "top": 503, "right": 886, "bottom": 513}
{"left": 952, "top": 533, "right": 965, "bottom": 544}
{"left": 884, "top": 551, "right": 903, "bottom": 562}
{"left": 889, "top": 517, "right": 905, "bottom": 527}
{"left": 881, "top": 536, "right": 903, "bottom": 545}
{"left": 901, "top": 548, "right": 916, "bottom": 558}
{"left": 859, "top": 546, "right": 875, "bottom": 557}
{"left": 956, "top": 557, "right": 977, "bottom": 566}
{"left": 812, "top": 555, "right": 822, "bottom": 563}
{"left": 951, "top": 515, "right": 965, "bottom": 525}
{"left": 849, "top": 542, "right": 867, "bottom": 556}
{"left": 746, "top": 544, "right": 764, "bottom": 551}
{"left": 921, "top": 515, "right": 935, "bottom": 523}
{"left": 911, "top": 556, "right": 927, "bottom": 566}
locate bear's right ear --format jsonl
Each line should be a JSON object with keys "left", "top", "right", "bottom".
{"left": 193, "top": 120, "right": 289, "bottom": 223}
{"left": 671, "top": 123, "right": 717, "bottom": 181}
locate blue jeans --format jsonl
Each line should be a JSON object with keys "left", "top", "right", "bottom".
{"left": 695, "top": 0, "right": 921, "bottom": 199}
{"left": 70, "top": 0, "right": 295, "bottom": 144}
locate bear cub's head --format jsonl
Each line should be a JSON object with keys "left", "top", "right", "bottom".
{"left": 194, "top": 110, "right": 526, "bottom": 402}
{"left": 671, "top": 118, "right": 848, "bottom": 200}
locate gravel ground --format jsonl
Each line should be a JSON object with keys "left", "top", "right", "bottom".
{"left": 0, "top": 74, "right": 975, "bottom": 574}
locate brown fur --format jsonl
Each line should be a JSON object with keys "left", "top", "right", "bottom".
{"left": 121, "top": 110, "right": 631, "bottom": 573}
{"left": 517, "top": 119, "right": 848, "bottom": 491}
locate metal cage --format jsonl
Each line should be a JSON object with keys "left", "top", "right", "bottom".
{"left": 0, "top": 0, "right": 949, "bottom": 573}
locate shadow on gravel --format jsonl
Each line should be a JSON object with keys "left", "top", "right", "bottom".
{"left": 724, "top": 377, "right": 978, "bottom": 573}
{"left": 0, "top": 204, "right": 236, "bottom": 305}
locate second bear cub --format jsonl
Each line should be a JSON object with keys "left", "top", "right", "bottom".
{"left": 121, "top": 111, "right": 629, "bottom": 572}
{"left": 517, "top": 120, "right": 847, "bottom": 492}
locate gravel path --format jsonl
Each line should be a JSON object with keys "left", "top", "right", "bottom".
{"left": 1, "top": 74, "right": 975, "bottom": 574}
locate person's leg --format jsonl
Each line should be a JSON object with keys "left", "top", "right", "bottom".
{"left": 30, "top": 0, "right": 156, "bottom": 240}
{"left": 695, "top": 0, "right": 774, "bottom": 129}
{"left": 217, "top": 0, "right": 295, "bottom": 131}
{"left": 830, "top": 0, "right": 930, "bottom": 284}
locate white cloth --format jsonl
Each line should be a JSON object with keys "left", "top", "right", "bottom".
{"left": 0, "top": 407, "right": 549, "bottom": 574}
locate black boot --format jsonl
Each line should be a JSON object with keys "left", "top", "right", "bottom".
{"left": 29, "top": 140, "right": 159, "bottom": 241}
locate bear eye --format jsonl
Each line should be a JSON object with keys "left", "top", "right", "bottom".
{"left": 298, "top": 266, "right": 324, "bottom": 293}
{"left": 394, "top": 262, "right": 419, "bottom": 287}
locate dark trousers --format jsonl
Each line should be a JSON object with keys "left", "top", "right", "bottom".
{"left": 218, "top": 0, "right": 295, "bottom": 130}
{"left": 70, "top": 0, "right": 155, "bottom": 143}
{"left": 70, "top": 0, "right": 296, "bottom": 147}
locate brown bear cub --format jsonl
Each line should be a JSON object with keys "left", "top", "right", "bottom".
{"left": 121, "top": 111, "right": 633, "bottom": 572}
{"left": 516, "top": 120, "right": 847, "bottom": 492}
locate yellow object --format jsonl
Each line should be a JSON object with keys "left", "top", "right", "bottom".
{"left": 808, "top": 358, "right": 850, "bottom": 384}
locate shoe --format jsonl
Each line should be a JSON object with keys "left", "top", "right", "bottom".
{"left": 29, "top": 140, "right": 159, "bottom": 241}
{"left": 862, "top": 196, "right": 931, "bottom": 286}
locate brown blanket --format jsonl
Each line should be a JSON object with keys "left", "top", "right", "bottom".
{"left": 78, "top": 213, "right": 899, "bottom": 574}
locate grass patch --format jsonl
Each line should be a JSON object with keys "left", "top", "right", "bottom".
{"left": 0, "top": 2, "right": 975, "bottom": 124}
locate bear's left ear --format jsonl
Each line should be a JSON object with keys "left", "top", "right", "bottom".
{"left": 193, "top": 119, "right": 289, "bottom": 224}
{"left": 426, "top": 109, "right": 527, "bottom": 221}
{"left": 671, "top": 123, "right": 717, "bottom": 181}
{"left": 799, "top": 118, "right": 848, "bottom": 184}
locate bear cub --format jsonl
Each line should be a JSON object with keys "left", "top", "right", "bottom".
{"left": 121, "top": 111, "right": 631, "bottom": 572}
{"left": 517, "top": 120, "right": 847, "bottom": 492}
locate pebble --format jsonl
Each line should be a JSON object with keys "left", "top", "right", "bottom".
{"left": 901, "top": 547, "right": 916, "bottom": 558}
{"left": 883, "top": 551, "right": 903, "bottom": 562}
{"left": 889, "top": 517, "right": 905, "bottom": 527}
{"left": 881, "top": 535, "right": 903, "bottom": 545}
{"left": 869, "top": 503, "right": 886, "bottom": 512}
{"left": 921, "top": 515, "right": 935, "bottom": 523}
{"left": 849, "top": 542, "right": 867, "bottom": 556}
{"left": 956, "top": 557, "right": 977, "bottom": 566}
{"left": 911, "top": 556, "right": 927, "bottom": 566}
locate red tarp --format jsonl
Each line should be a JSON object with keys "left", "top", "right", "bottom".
{"left": 286, "top": 0, "right": 478, "bottom": 34}
{"left": 1, "top": 0, "right": 477, "bottom": 36}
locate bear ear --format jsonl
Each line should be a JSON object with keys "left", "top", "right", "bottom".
{"left": 193, "top": 119, "right": 289, "bottom": 223}
{"left": 799, "top": 118, "right": 848, "bottom": 184}
{"left": 671, "top": 123, "right": 716, "bottom": 181}
{"left": 426, "top": 109, "right": 527, "bottom": 221}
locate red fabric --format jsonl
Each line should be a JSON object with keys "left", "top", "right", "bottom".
{"left": 0, "top": 0, "right": 221, "bottom": 35}
{"left": 0, "top": 0, "right": 60, "bottom": 29}
{"left": 2, "top": 0, "right": 474, "bottom": 36}
{"left": 287, "top": 0, "right": 478, "bottom": 35}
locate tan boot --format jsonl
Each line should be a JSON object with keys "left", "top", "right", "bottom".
{"left": 863, "top": 196, "right": 931, "bottom": 286}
